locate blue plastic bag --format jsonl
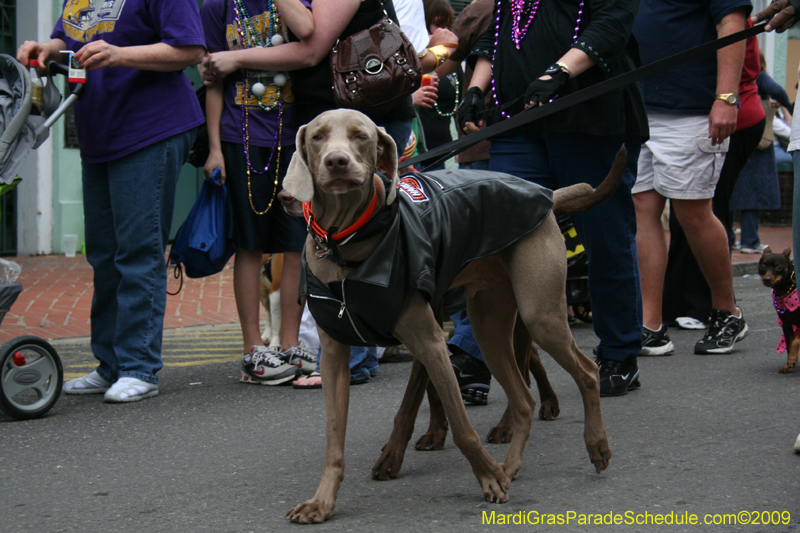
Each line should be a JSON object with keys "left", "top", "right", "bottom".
{"left": 170, "top": 168, "right": 234, "bottom": 278}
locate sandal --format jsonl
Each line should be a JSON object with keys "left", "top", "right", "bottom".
{"left": 63, "top": 371, "right": 111, "bottom": 395}
{"left": 293, "top": 371, "right": 322, "bottom": 389}
{"left": 381, "top": 345, "right": 413, "bottom": 364}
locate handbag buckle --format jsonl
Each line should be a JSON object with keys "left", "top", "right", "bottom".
{"left": 345, "top": 74, "right": 358, "bottom": 84}
{"left": 395, "top": 53, "right": 406, "bottom": 65}
{"left": 365, "top": 58, "right": 384, "bottom": 75}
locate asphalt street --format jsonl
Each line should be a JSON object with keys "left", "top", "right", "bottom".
{"left": 2, "top": 275, "right": 800, "bottom": 533}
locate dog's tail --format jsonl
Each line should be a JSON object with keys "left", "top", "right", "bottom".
{"left": 552, "top": 145, "right": 627, "bottom": 216}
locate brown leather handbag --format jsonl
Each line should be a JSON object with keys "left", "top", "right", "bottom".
{"left": 330, "top": 2, "right": 422, "bottom": 117}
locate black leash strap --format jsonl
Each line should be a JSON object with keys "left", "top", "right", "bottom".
{"left": 404, "top": 23, "right": 767, "bottom": 170}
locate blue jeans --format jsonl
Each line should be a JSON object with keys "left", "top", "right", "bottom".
{"left": 448, "top": 311, "right": 484, "bottom": 362}
{"left": 739, "top": 209, "right": 761, "bottom": 249}
{"left": 82, "top": 129, "right": 195, "bottom": 384}
{"left": 313, "top": 347, "right": 379, "bottom": 381}
{"left": 489, "top": 132, "right": 643, "bottom": 362}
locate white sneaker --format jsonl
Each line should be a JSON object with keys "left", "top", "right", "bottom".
{"left": 103, "top": 377, "right": 159, "bottom": 403}
{"left": 63, "top": 371, "right": 112, "bottom": 395}
{"left": 740, "top": 244, "right": 769, "bottom": 254}
{"left": 282, "top": 341, "right": 318, "bottom": 375}
{"left": 675, "top": 317, "right": 708, "bottom": 330}
{"left": 794, "top": 432, "right": 800, "bottom": 453}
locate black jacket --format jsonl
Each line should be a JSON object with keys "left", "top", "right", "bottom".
{"left": 302, "top": 169, "right": 553, "bottom": 346}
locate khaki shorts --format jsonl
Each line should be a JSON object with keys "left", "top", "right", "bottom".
{"left": 633, "top": 112, "right": 729, "bottom": 200}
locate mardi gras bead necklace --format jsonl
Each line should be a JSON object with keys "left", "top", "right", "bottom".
{"left": 232, "top": 0, "right": 288, "bottom": 214}
{"left": 511, "top": 0, "right": 541, "bottom": 49}
{"left": 491, "top": 0, "right": 584, "bottom": 118}
{"left": 433, "top": 73, "right": 460, "bottom": 118}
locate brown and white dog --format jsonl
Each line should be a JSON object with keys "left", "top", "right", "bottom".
{"left": 280, "top": 109, "right": 619, "bottom": 524}
{"left": 259, "top": 253, "right": 283, "bottom": 348}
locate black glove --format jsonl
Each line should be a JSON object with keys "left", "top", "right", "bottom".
{"left": 457, "top": 86, "right": 485, "bottom": 133}
{"left": 524, "top": 64, "right": 570, "bottom": 106}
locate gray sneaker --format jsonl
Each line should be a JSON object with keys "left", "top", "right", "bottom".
{"left": 281, "top": 342, "right": 318, "bottom": 375}
{"left": 242, "top": 346, "right": 300, "bottom": 385}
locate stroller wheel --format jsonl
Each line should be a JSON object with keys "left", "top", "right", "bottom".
{"left": 0, "top": 335, "right": 63, "bottom": 420}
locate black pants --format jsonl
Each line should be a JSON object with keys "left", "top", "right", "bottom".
{"left": 662, "top": 117, "right": 765, "bottom": 323}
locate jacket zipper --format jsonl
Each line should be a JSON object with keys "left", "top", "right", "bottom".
{"left": 307, "top": 283, "right": 369, "bottom": 344}
{"left": 341, "top": 279, "right": 368, "bottom": 344}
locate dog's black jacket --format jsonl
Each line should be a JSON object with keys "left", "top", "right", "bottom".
{"left": 302, "top": 169, "right": 553, "bottom": 346}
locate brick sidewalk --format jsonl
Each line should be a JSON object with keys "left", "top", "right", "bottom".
{"left": 0, "top": 254, "right": 239, "bottom": 342}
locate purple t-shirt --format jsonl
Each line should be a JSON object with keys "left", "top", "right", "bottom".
{"left": 51, "top": 0, "right": 205, "bottom": 163}
{"left": 201, "top": 0, "right": 308, "bottom": 148}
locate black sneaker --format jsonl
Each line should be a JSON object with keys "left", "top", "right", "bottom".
{"left": 640, "top": 324, "right": 675, "bottom": 356}
{"left": 694, "top": 307, "right": 748, "bottom": 355}
{"left": 449, "top": 346, "right": 491, "bottom": 405}
{"left": 596, "top": 357, "right": 640, "bottom": 397}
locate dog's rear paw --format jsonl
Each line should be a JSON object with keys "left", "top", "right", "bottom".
{"left": 487, "top": 424, "right": 513, "bottom": 444}
{"left": 780, "top": 364, "right": 795, "bottom": 374}
{"left": 286, "top": 500, "right": 332, "bottom": 524}
{"left": 539, "top": 398, "right": 560, "bottom": 420}
{"left": 414, "top": 427, "right": 447, "bottom": 450}
{"left": 372, "top": 445, "right": 404, "bottom": 480}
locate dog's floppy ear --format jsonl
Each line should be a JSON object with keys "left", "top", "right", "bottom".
{"left": 376, "top": 126, "right": 399, "bottom": 205}
{"left": 283, "top": 125, "right": 315, "bottom": 203}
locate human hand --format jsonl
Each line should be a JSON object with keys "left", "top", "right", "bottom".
{"left": 523, "top": 65, "right": 570, "bottom": 108}
{"left": 708, "top": 100, "right": 738, "bottom": 145}
{"left": 203, "top": 52, "right": 239, "bottom": 86}
{"left": 413, "top": 84, "right": 439, "bottom": 108}
{"left": 74, "top": 40, "right": 123, "bottom": 70}
{"left": 204, "top": 151, "right": 226, "bottom": 185}
{"left": 750, "top": 0, "right": 797, "bottom": 32}
{"left": 17, "top": 41, "right": 50, "bottom": 67}
{"left": 428, "top": 27, "right": 458, "bottom": 54}
{"left": 457, "top": 86, "right": 485, "bottom": 134}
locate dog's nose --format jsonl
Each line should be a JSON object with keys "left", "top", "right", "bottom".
{"left": 324, "top": 151, "right": 351, "bottom": 172}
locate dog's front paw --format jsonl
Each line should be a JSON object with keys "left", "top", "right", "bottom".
{"left": 780, "top": 363, "right": 796, "bottom": 373}
{"left": 477, "top": 464, "right": 511, "bottom": 503}
{"left": 586, "top": 434, "right": 612, "bottom": 474}
{"left": 286, "top": 500, "right": 333, "bottom": 524}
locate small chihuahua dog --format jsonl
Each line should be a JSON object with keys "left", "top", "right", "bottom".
{"left": 759, "top": 247, "right": 800, "bottom": 373}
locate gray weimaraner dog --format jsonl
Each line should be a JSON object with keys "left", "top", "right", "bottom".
{"left": 281, "top": 109, "right": 623, "bottom": 524}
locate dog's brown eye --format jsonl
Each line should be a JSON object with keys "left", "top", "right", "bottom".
{"left": 312, "top": 134, "right": 324, "bottom": 141}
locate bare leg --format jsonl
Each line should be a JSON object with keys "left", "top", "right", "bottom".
{"left": 234, "top": 248, "right": 266, "bottom": 351}
{"left": 279, "top": 251, "right": 303, "bottom": 350}
{"left": 671, "top": 199, "right": 738, "bottom": 315}
{"left": 633, "top": 190, "right": 668, "bottom": 330}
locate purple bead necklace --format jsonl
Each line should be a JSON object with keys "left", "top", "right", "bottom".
{"left": 511, "top": 0, "right": 541, "bottom": 49}
{"left": 232, "top": 0, "right": 285, "bottom": 214}
{"left": 491, "top": 0, "right": 584, "bottom": 118}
